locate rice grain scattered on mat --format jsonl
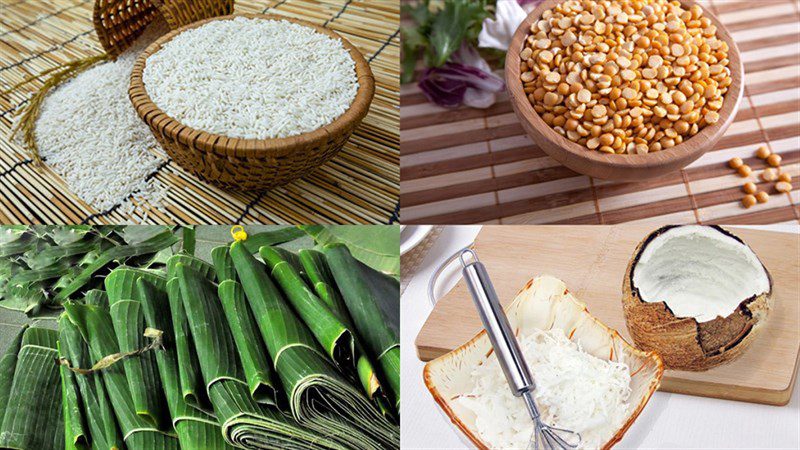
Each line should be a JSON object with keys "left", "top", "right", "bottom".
{"left": 142, "top": 17, "right": 359, "bottom": 140}
{"left": 33, "top": 22, "right": 169, "bottom": 217}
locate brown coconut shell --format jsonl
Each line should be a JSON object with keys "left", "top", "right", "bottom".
{"left": 622, "top": 225, "right": 772, "bottom": 371}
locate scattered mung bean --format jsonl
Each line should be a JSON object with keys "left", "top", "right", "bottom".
{"left": 761, "top": 168, "right": 779, "bottom": 182}
{"left": 728, "top": 157, "right": 743, "bottom": 169}
{"left": 737, "top": 164, "right": 752, "bottom": 177}
{"left": 519, "top": 0, "right": 731, "bottom": 154}
{"left": 755, "top": 145, "right": 771, "bottom": 159}
{"left": 775, "top": 181, "right": 793, "bottom": 193}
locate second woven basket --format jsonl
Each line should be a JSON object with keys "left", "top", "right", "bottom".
{"left": 128, "top": 13, "right": 375, "bottom": 191}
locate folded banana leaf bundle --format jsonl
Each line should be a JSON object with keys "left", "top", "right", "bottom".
{"left": 0, "top": 326, "right": 64, "bottom": 449}
{"left": 0, "top": 226, "right": 399, "bottom": 450}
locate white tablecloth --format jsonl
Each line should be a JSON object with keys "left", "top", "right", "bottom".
{"left": 401, "top": 225, "right": 800, "bottom": 449}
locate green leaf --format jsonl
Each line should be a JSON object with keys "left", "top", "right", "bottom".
{"left": 58, "top": 313, "right": 124, "bottom": 450}
{"left": 0, "top": 325, "right": 27, "bottom": 420}
{"left": 54, "top": 228, "right": 178, "bottom": 302}
{"left": 241, "top": 226, "right": 307, "bottom": 253}
{"left": 401, "top": 25, "right": 427, "bottom": 84}
{"left": 402, "top": 0, "right": 433, "bottom": 26}
{"left": 176, "top": 261, "right": 325, "bottom": 449}
{"left": 427, "top": 0, "right": 489, "bottom": 67}
{"left": 165, "top": 276, "right": 212, "bottom": 414}
{"left": 300, "top": 225, "right": 399, "bottom": 277}
{"left": 64, "top": 302, "right": 179, "bottom": 449}
{"left": 261, "top": 246, "right": 355, "bottom": 371}
{"left": 299, "top": 249, "right": 395, "bottom": 418}
{"left": 105, "top": 268, "right": 171, "bottom": 430}
{"left": 135, "top": 277, "right": 235, "bottom": 450}
{"left": 0, "top": 327, "right": 64, "bottom": 450}
{"left": 182, "top": 226, "right": 196, "bottom": 255}
{"left": 324, "top": 244, "right": 401, "bottom": 409}
{"left": 230, "top": 242, "right": 398, "bottom": 448}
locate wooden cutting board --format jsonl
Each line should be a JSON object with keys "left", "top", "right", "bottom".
{"left": 415, "top": 225, "right": 800, "bottom": 406}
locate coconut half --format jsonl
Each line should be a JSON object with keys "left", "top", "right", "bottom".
{"left": 622, "top": 225, "right": 772, "bottom": 371}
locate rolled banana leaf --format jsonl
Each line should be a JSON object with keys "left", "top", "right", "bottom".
{"left": 165, "top": 253, "right": 217, "bottom": 414}
{"left": 323, "top": 244, "right": 401, "bottom": 409}
{"left": 105, "top": 268, "right": 171, "bottom": 430}
{"left": 175, "top": 261, "right": 329, "bottom": 449}
{"left": 0, "top": 325, "right": 27, "bottom": 420}
{"left": 230, "top": 242, "right": 399, "bottom": 449}
{"left": 261, "top": 246, "right": 355, "bottom": 371}
{"left": 58, "top": 313, "right": 124, "bottom": 450}
{"left": 59, "top": 330, "right": 89, "bottom": 450}
{"left": 182, "top": 226, "right": 196, "bottom": 255}
{"left": 64, "top": 301, "right": 179, "bottom": 449}
{"left": 241, "top": 227, "right": 307, "bottom": 254}
{"left": 0, "top": 327, "right": 64, "bottom": 449}
{"left": 134, "top": 276, "right": 235, "bottom": 450}
{"left": 299, "top": 249, "right": 394, "bottom": 416}
{"left": 212, "top": 246, "right": 280, "bottom": 405}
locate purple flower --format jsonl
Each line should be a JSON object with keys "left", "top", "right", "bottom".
{"left": 418, "top": 45, "right": 504, "bottom": 109}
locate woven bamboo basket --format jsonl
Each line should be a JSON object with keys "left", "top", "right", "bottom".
{"left": 94, "top": 0, "right": 234, "bottom": 57}
{"left": 128, "top": 13, "right": 376, "bottom": 191}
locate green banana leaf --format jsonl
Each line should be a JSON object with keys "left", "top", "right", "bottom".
{"left": 241, "top": 227, "right": 307, "bottom": 254}
{"left": 323, "top": 244, "right": 401, "bottom": 409}
{"left": 299, "top": 249, "right": 394, "bottom": 417}
{"left": 300, "top": 225, "right": 399, "bottom": 277}
{"left": 166, "top": 275, "right": 213, "bottom": 415}
{"left": 0, "top": 226, "right": 178, "bottom": 316}
{"left": 59, "top": 337, "right": 88, "bottom": 450}
{"left": 213, "top": 246, "right": 280, "bottom": 405}
{"left": 64, "top": 302, "right": 179, "bottom": 449}
{"left": 0, "top": 327, "right": 64, "bottom": 449}
{"left": 0, "top": 325, "right": 27, "bottom": 419}
{"left": 261, "top": 246, "right": 355, "bottom": 371}
{"left": 134, "top": 276, "right": 234, "bottom": 450}
{"left": 105, "top": 268, "right": 171, "bottom": 431}
{"left": 55, "top": 228, "right": 178, "bottom": 302}
{"left": 230, "top": 242, "right": 399, "bottom": 449}
{"left": 58, "top": 314, "right": 125, "bottom": 450}
{"left": 175, "top": 260, "right": 328, "bottom": 449}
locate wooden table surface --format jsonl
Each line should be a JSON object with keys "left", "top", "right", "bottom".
{"left": 401, "top": 0, "right": 800, "bottom": 225}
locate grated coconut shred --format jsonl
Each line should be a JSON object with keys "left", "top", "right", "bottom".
{"left": 459, "top": 328, "right": 632, "bottom": 449}
{"left": 30, "top": 20, "right": 170, "bottom": 220}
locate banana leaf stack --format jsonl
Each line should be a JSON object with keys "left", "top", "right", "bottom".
{"left": 0, "top": 226, "right": 400, "bottom": 449}
{"left": 0, "top": 225, "right": 178, "bottom": 316}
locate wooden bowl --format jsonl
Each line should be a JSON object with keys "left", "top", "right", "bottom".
{"left": 505, "top": 0, "right": 744, "bottom": 181}
{"left": 424, "top": 276, "right": 663, "bottom": 450}
{"left": 129, "top": 13, "right": 374, "bottom": 191}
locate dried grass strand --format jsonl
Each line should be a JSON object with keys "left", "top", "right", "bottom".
{"left": 7, "top": 53, "right": 110, "bottom": 165}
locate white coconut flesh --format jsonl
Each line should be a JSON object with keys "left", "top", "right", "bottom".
{"left": 632, "top": 225, "right": 769, "bottom": 323}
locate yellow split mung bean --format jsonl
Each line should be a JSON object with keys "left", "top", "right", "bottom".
{"left": 519, "top": 0, "right": 731, "bottom": 155}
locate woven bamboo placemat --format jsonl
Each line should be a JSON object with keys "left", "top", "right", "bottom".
{"left": 0, "top": 0, "right": 399, "bottom": 224}
{"left": 401, "top": 0, "right": 800, "bottom": 225}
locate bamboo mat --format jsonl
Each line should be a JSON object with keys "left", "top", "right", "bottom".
{"left": 401, "top": 0, "right": 800, "bottom": 225}
{"left": 0, "top": 0, "right": 399, "bottom": 224}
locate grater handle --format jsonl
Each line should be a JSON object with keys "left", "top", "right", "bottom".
{"left": 460, "top": 249, "right": 535, "bottom": 397}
